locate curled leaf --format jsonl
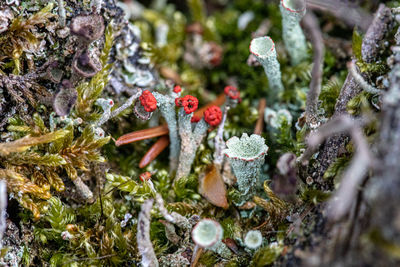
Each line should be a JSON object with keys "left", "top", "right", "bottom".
{"left": 199, "top": 164, "right": 228, "bottom": 209}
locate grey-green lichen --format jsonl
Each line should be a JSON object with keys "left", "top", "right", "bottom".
{"left": 224, "top": 133, "right": 268, "bottom": 205}
{"left": 264, "top": 107, "right": 293, "bottom": 129}
{"left": 175, "top": 109, "right": 209, "bottom": 182}
{"left": 153, "top": 89, "right": 181, "bottom": 172}
{"left": 250, "top": 36, "right": 284, "bottom": 94}
{"left": 192, "top": 219, "right": 232, "bottom": 258}
{"left": 279, "top": 0, "right": 308, "bottom": 65}
{"left": 244, "top": 230, "right": 263, "bottom": 250}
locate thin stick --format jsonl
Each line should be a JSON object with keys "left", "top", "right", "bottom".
{"left": 137, "top": 199, "right": 159, "bottom": 267}
{"left": 254, "top": 98, "right": 266, "bottom": 135}
{"left": 348, "top": 61, "right": 381, "bottom": 95}
{"left": 306, "top": 0, "right": 372, "bottom": 32}
{"left": 190, "top": 245, "right": 203, "bottom": 267}
{"left": 303, "top": 11, "right": 324, "bottom": 129}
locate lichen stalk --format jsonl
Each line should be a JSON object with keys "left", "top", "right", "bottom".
{"left": 224, "top": 133, "right": 268, "bottom": 205}
{"left": 175, "top": 109, "right": 208, "bottom": 182}
{"left": 213, "top": 106, "right": 229, "bottom": 169}
{"left": 250, "top": 36, "right": 284, "bottom": 94}
{"left": 153, "top": 91, "right": 181, "bottom": 172}
{"left": 244, "top": 230, "right": 263, "bottom": 250}
{"left": 279, "top": 0, "right": 308, "bottom": 65}
{"left": 91, "top": 0, "right": 103, "bottom": 14}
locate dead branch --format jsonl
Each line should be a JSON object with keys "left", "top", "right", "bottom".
{"left": 326, "top": 124, "right": 372, "bottom": 221}
{"left": 303, "top": 11, "right": 325, "bottom": 129}
{"left": 137, "top": 199, "right": 159, "bottom": 267}
{"left": 306, "top": 0, "right": 373, "bottom": 32}
{"left": 347, "top": 61, "right": 381, "bottom": 95}
{"left": 308, "top": 4, "right": 393, "bottom": 188}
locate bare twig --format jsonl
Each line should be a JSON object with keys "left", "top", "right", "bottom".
{"left": 347, "top": 61, "right": 381, "bottom": 95}
{"left": 190, "top": 245, "right": 203, "bottom": 267}
{"left": 303, "top": 11, "right": 325, "bottom": 129}
{"left": 306, "top": 0, "right": 373, "bottom": 32}
{"left": 254, "top": 98, "right": 266, "bottom": 135}
{"left": 300, "top": 115, "right": 373, "bottom": 221}
{"left": 96, "top": 89, "right": 142, "bottom": 127}
{"left": 308, "top": 4, "right": 393, "bottom": 187}
{"left": 155, "top": 193, "right": 190, "bottom": 230}
{"left": 361, "top": 4, "right": 393, "bottom": 63}
{"left": 137, "top": 199, "right": 159, "bottom": 267}
{"left": 326, "top": 125, "right": 372, "bottom": 221}
{"left": 66, "top": 254, "right": 116, "bottom": 263}
{"left": 0, "top": 181, "right": 6, "bottom": 249}
{"left": 300, "top": 115, "right": 366, "bottom": 164}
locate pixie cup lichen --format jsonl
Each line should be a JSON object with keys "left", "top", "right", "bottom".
{"left": 191, "top": 219, "right": 232, "bottom": 258}
{"left": 244, "top": 230, "right": 263, "bottom": 250}
{"left": 175, "top": 99, "right": 222, "bottom": 182}
{"left": 279, "top": 0, "right": 308, "bottom": 65}
{"left": 224, "top": 133, "right": 268, "bottom": 205}
{"left": 249, "top": 36, "right": 284, "bottom": 94}
{"left": 192, "top": 219, "right": 223, "bottom": 248}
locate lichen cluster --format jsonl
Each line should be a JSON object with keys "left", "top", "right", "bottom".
{"left": 0, "top": 0, "right": 397, "bottom": 266}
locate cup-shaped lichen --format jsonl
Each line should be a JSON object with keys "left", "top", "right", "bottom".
{"left": 191, "top": 219, "right": 232, "bottom": 258}
{"left": 192, "top": 219, "right": 223, "bottom": 248}
{"left": 279, "top": 0, "right": 308, "bottom": 65}
{"left": 250, "top": 36, "right": 284, "bottom": 94}
{"left": 244, "top": 230, "right": 263, "bottom": 250}
{"left": 224, "top": 133, "right": 268, "bottom": 205}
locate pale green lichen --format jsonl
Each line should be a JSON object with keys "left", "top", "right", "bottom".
{"left": 192, "top": 219, "right": 222, "bottom": 248}
{"left": 264, "top": 107, "right": 293, "bottom": 129}
{"left": 244, "top": 230, "right": 263, "bottom": 250}
{"left": 153, "top": 90, "right": 181, "bottom": 172}
{"left": 250, "top": 36, "right": 284, "bottom": 94}
{"left": 279, "top": 0, "right": 308, "bottom": 65}
{"left": 224, "top": 133, "right": 268, "bottom": 205}
{"left": 192, "top": 219, "right": 232, "bottom": 258}
{"left": 175, "top": 109, "right": 209, "bottom": 181}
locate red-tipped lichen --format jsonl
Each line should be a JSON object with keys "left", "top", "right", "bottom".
{"left": 181, "top": 95, "right": 199, "bottom": 114}
{"left": 139, "top": 90, "right": 157, "bottom": 112}
{"left": 204, "top": 106, "right": 222, "bottom": 126}
{"left": 224, "top": 85, "right": 240, "bottom": 100}
{"left": 173, "top": 85, "right": 182, "bottom": 93}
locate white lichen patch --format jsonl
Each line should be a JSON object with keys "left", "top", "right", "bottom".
{"left": 244, "top": 230, "right": 263, "bottom": 249}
